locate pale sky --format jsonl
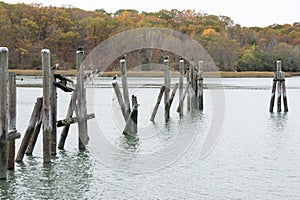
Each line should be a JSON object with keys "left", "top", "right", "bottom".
{"left": 2, "top": 0, "right": 300, "bottom": 27}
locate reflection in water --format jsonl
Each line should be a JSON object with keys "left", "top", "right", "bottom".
{"left": 0, "top": 150, "right": 93, "bottom": 199}
{"left": 268, "top": 113, "right": 288, "bottom": 133}
{"left": 0, "top": 178, "right": 9, "bottom": 198}
{"left": 121, "top": 134, "right": 140, "bottom": 152}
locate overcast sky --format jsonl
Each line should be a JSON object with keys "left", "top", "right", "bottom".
{"left": 3, "top": 0, "right": 300, "bottom": 27}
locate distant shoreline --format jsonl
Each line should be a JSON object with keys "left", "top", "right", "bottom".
{"left": 9, "top": 69, "right": 298, "bottom": 78}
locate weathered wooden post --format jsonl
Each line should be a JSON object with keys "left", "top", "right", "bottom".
{"left": 198, "top": 61, "right": 204, "bottom": 110}
{"left": 50, "top": 69, "right": 57, "bottom": 155}
{"left": 120, "top": 58, "right": 131, "bottom": 118}
{"left": 16, "top": 98, "right": 42, "bottom": 162}
{"left": 76, "top": 50, "right": 89, "bottom": 149}
{"left": 7, "top": 72, "right": 18, "bottom": 170}
{"left": 112, "top": 80, "right": 128, "bottom": 121}
{"left": 179, "top": 59, "right": 184, "bottom": 116}
{"left": 191, "top": 59, "right": 197, "bottom": 95}
{"left": 187, "top": 63, "right": 191, "bottom": 112}
{"left": 164, "top": 57, "right": 171, "bottom": 121}
{"left": 276, "top": 60, "right": 282, "bottom": 112}
{"left": 131, "top": 95, "right": 138, "bottom": 134}
{"left": 269, "top": 59, "right": 288, "bottom": 113}
{"left": 167, "top": 83, "right": 178, "bottom": 110}
{"left": 150, "top": 86, "right": 165, "bottom": 122}
{"left": 123, "top": 95, "right": 138, "bottom": 135}
{"left": 41, "top": 49, "right": 51, "bottom": 163}
{"left": 282, "top": 72, "right": 288, "bottom": 112}
{"left": 25, "top": 111, "right": 42, "bottom": 155}
{"left": 190, "top": 59, "right": 197, "bottom": 110}
{"left": 269, "top": 73, "right": 277, "bottom": 112}
{"left": 58, "top": 91, "right": 77, "bottom": 149}
{"left": 0, "top": 47, "right": 8, "bottom": 179}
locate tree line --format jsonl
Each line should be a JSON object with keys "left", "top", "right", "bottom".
{"left": 0, "top": 2, "right": 299, "bottom": 71}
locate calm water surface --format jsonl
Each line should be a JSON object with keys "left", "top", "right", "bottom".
{"left": 1, "top": 77, "right": 300, "bottom": 199}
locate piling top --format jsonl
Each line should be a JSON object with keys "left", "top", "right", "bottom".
{"left": 276, "top": 59, "right": 282, "bottom": 72}
{"left": 199, "top": 60, "right": 203, "bottom": 71}
{"left": 190, "top": 58, "right": 195, "bottom": 65}
{"left": 0, "top": 47, "right": 8, "bottom": 53}
{"left": 120, "top": 59, "right": 126, "bottom": 64}
{"left": 41, "top": 49, "right": 50, "bottom": 54}
{"left": 76, "top": 50, "right": 84, "bottom": 55}
{"left": 163, "top": 56, "right": 169, "bottom": 64}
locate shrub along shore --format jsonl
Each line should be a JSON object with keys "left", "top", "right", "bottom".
{"left": 10, "top": 69, "right": 296, "bottom": 78}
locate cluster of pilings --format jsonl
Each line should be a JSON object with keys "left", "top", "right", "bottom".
{"left": 269, "top": 59, "right": 288, "bottom": 113}
{"left": 112, "top": 59, "right": 138, "bottom": 136}
{"left": 0, "top": 47, "right": 94, "bottom": 180}
{"left": 150, "top": 57, "right": 204, "bottom": 122}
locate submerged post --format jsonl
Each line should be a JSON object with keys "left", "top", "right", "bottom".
{"left": 76, "top": 50, "right": 89, "bottom": 149}
{"left": 7, "top": 72, "right": 17, "bottom": 170}
{"left": 41, "top": 49, "right": 51, "bottom": 163}
{"left": 164, "top": 57, "right": 170, "bottom": 121}
{"left": 179, "top": 59, "right": 184, "bottom": 116}
{"left": 120, "top": 58, "right": 131, "bottom": 118}
{"left": 198, "top": 61, "right": 204, "bottom": 110}
{"left": 0, "top": 47, "right": 8, "bottom": 179}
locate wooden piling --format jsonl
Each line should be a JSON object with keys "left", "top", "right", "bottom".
{"left": 269, "top": 72, "right": 277, "bottom": 113}
{"left": 25, "top": 111, "right": 42, "bottom": 155}
{"left": 50, "top": 69, "right": 57, "bottom": 155}
{"left": 41, "top": 49, "right": 51, "bottom": 163}
{"left": 16, "top": 98, "right": 42, "bottom": 162}
{"left": 167, "top": 83, "right": 178, "bottom": 110}
{"left": 198, "top": 61, "right": 204, "bottom": 110}
{"left": 0, "top": 47, "right": 8, "bottom": 179}
{"left": 164, "top": 58, "right": 171, "bottom": 121}
{"left": 177, "top": 83, "right": 190, "bottom": 112}
{"left": 76, "top": 50, "right": 89, "bottom": 149}
{"left": 112, "top": 81, "right": 128, "bottom": 121}
{"left": 120, "top": 59, "right": 131, "bottom": 118}
{"left": 150, "top": 86, "right": 165, "bottom": 122}
{"left": 277, "top": 78, "right": 282, "bottom": 113}
{"left": 187, "top": 65, "right": 191, "bottom": 112}
{"left": 191, "top": 59, "right": 197, "bottom": 94}
{"left": 269, "top": 59, "right": 288, "bottom": 113}
{"left": 276, "top": 60, "right": 282, "bottom": 112}
{"left": 282, "top": 73, "right": 288, "bottom": 112}
{"left": 131, "top": 95, "right": 138, "bottom": 134}
{"left": 7, "top": 72, "right": 16, "bottom": 170}
{"left": 179, "top": 59, "right": 184, "bottom": 116}
{"left": 190, "top": 59, "right": 197, "bottom": 110}
{"left": 123, "top": 95, "right": 138, "bottom": 135}
{"left": 58, "top": 91, "right": 77, "bottom": 149}
{"left": 57, "top": 114, "right": 95, "bottom": 127}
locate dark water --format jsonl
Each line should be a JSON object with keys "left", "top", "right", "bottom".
{"left": 1, "top": 77, "right": 300, "bottom": 199}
